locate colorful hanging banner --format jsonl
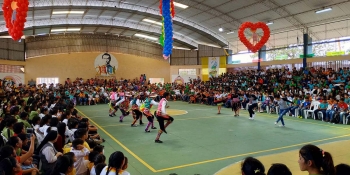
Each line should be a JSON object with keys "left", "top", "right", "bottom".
{"left": 208, "top": 57, "right": 220, "bottom": 78}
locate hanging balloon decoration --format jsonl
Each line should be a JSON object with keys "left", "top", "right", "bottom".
{"left": 159, "top": 0, "right": 175, "bottom": 60}
{"left": 238, "top": 22, "right": 270, "bottom": 53}
{"left": 2, "top": 0, "right": 29, "bottom": 41}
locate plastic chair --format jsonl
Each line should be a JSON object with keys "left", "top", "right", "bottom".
{"left": 342, "top": 113, "right": 349, "bottom": 125}
{"left": 305, "top": 101, "right": 320, "bottom": 119}
{"left": 268, "top": 106, "right": 275, "bottom": 114}
{"left": 318, "top": 111, "right": 324, "bottom": 121}
{"left": 320, "top": 105, "right": 333, "bottom": 121}
{"left": 275, "top": 106, "right": 280, "bottom": 115}
{"left": 294, "top": 108, "right": 299, "bottom": 117}
{"left": 266, "top": 106, "right": 270, "bottom": 113}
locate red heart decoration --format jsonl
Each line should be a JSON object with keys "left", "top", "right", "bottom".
{"left": 2, "top": 0, "right": 29, "bottom": 41}
{"left": 238, "top": 22, "right": 270, "bottom": 53}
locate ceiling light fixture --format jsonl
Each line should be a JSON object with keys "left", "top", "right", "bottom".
{"left": 66, "top": 28, "right": 81, "bottom": 31}
{"left": 227, "top": 31, "right": 234, "bottom": 34}
{"left": 173, "top": 2, "right": 189, "bottom": 9}
{"left": 142, "top": 19, "right": 162, "bottom": 26}
{"left": 51, "top": 28, "right": 81, "bottom": 32}
{"left": 219, "top": 27, "right": 223, "bottom": 32}
{"left": 173, "top": 46, "right": 191, "bottom": 50}
{"left": 315, "top": 7, "right": 332, "bottom": 14}
{"left": 134, "top": 34, "right": 157, "bottom": 40}
{"left": 51, "top": 29, "right": 67, "bottom": 32}
{"left": 266, "top": 22, "right": 274, "bottom": 25}
{"left": 0, "top": 36, "right": 25, "bottom": 39}
{"left": 52, "top": 11, "right": 84, "bottom": 15}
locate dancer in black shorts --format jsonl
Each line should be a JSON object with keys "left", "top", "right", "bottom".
{"left": 248, "top": 92, "right": 258, "bottom": 120}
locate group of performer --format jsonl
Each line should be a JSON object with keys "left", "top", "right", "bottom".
{"left": 213, "top": 91, "right": 294, "bottom": 126}
{"left": 105, "top": 89, "right": 296, "bottom": 143}
{"left": 107, "top": 89, "right": 174, "bottom": 143}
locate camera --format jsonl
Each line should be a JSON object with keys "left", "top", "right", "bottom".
{"left": 26, "top": 128, "right": 34, "bottom": 139}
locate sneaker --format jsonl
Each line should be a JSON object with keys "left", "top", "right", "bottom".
{"left": 151, "top": 127, "right": 157, "bottom": 129}
{"left": 145, "top": 130, "right": 150, "bottom": 132}
{"left": 112, "top": 113, "right": 116, "bottom": 116}
{"left": 109, "top": 114, "right": 113, "bottom": 117}
{"left": 140, "top": 122, "right": 144, "bottom": 125}
{"left": 274, "top": 122, "right": 277, "bottom": 125}
{"left": 280, "top": 125, "right": 285, "bottom": 127}
{"left": 119, "top": 120, "right": 123, "bottom": 123}
{"left": 131, "top": 124, "right": 138, "bottom": 127}
{"left": 155, "top": 140, "right": 163, "bottom": 143}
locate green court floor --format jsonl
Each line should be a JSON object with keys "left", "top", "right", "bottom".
{"left": 76, "top": 102, "right": 350, "bottom": 175}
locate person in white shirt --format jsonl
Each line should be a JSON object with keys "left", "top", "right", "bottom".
{"left": 70, "top": 139, "right": 90, "bottom": 175}
{"left": 37, "top": 130, "right": 63, "bottom": 173}
{"left": 120, "top": 157, "right": 130, "bottom": 175}
{"left": 214, "top": 92, "right": 225, "bottom": 114}
{"left": 39, "top": 107, "right": 49, "bottom": 119}
{"left": 90, "top": 154, "right": 106, "bottom": 175}
{"left": 154, "top": 92, "right": 174, "bottom": 143}
{"left": 39, "top": 115, "right": 51, "bottom": 136}
{"left": 88, "top": 92, "right": 95, "bottom": 105}
{"left": 100, "top": 151, "right": 126, "bottom": 175}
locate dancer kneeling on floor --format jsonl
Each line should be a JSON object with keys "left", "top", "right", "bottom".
{"left": 155, "top": 92, "right": 174, "bottom": 143}
{"left": 274, "top": 95, "right": 294, "bottom": 127}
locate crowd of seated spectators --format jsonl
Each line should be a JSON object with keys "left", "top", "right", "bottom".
{"left": 0, "top": 66, "right": 349, "bottom": 174}
{"left": 0, "top": 81, "right": 131, "bottom": 175}
{"left": 175, "top": 67, "right": 350, "bottom": 125}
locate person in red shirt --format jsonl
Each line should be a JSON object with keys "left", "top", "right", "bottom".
{"left": 338, "top": 98, "right": 349, "bottom": 124}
